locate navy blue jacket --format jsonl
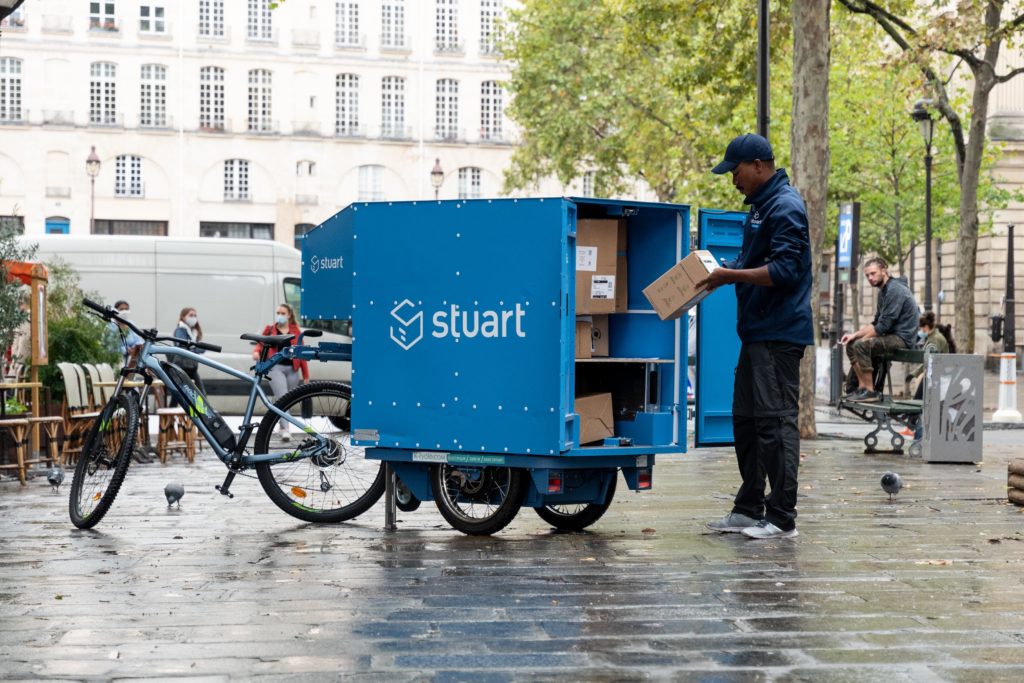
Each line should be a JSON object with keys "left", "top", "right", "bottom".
{"left": 730, "top": 169, "right": 813, "bottom": 346}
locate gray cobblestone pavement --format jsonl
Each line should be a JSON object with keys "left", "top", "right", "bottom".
{"left": 2, "top": 424, "right": 1024, "bottom": 681}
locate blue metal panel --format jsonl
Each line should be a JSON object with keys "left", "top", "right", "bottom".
{"left": 300, "top": 208, "right": 355, "bottom": 320}
{"left": 695, "top": 209, "right": 746, "bottom": 447}
{"left": 350, "top": 199, "right": 574, "bottom": 457}
{"left": 45, "top": 217, "right": 69, "bottom": 234}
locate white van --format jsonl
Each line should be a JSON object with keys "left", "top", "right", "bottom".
{"left": 22, "top": 235, "right": 350, "bottom": 413}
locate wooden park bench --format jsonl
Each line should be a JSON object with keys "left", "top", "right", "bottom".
{"left": 838, "top": 347, "right": 926, "bottom": 456}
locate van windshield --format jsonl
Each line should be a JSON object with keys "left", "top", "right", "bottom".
{"left": 283, "top": 277, "right": 351, "bottom": 336}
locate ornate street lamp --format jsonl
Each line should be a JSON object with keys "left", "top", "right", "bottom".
{"left": 911, "top": 99, "right": 936, "bottom": 313}
{"left": 430, "top": 158, "right": 444, "bottom": 200}
{"left": 86, "top": 146, "right": 101, "bottom": 234}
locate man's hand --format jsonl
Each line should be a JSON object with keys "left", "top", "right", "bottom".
{"left": 697, "top": 267, "right": 734, "bottom": 292}
{"left": 839, "top": 333, "right": 853, "bottom": 345}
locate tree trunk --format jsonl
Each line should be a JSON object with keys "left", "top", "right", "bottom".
{"left": 790, "top": 0, "right": 831, "bottom": 439}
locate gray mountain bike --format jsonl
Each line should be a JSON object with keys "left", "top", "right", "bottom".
{"left": 69, "top": 299, "right": 384, "bottom": 529}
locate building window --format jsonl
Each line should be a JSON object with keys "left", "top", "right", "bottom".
{"left": 435, "top": 79, "right": 459, "bottom": 140}
{"left": 294, "top": 222, "right": 316, "bottom": 249}
{"left": 480, "top": 80, "right": 503, "bottom": 142}
{"left": 0, "top": 58, "right": 23, "bottom": 122}
{"left": 89, "top": 2, "right": 117, "bottom": 31}
{"left": 90, "top": 62, "right": 118, "bottom": 125}
{"left": 380, "top": 76, "right": 405, "bottom": 138}
{"left": 139, "top": 3, "right": 166, "bottom": 33}
{"left": 296, "top": 160, "right": 316, "bottom": 177}
{"left": 200, "top": 222, "right": 273, "bottom": 239}
{"left": 0, "top": 6, "right": 25, "bottom": 29}
{"left": 435, "top": 0, "right": 458, "bottom": 51}
{"left": 480, "top": 0, "right": 502, "bottom": 55}
{"left": 334, "top": 73, "right": 359, "bottom": 136}
{"left": 199, "top": 66, "right": 225, "bottom": 130}
{"left": 247, "top": 0, "right": 273, "bottom": 40}
{"left": 358, "top": 165, "right": 384, "bottom": 201}
{"left": 114, "top": 155, "right": 144, "bottom": 198}
{"left": 93, "top": 219, "right": 167, "bottom": 235}
{"left": 140, "top": 64, "right": 167, "bottom": 127}
{"left": 582, "top": 171, "right": 595, "bottom": 198}
{"left": 44, "top": 217, "right": 70, "bottom": 234}
{"left": 458, "top": 167, "right": 481, "bottom": 199}
{"left": 1, "top": 216, "right": 26, "bottom": 234}
{"left": 335, "top": 1, "right": 359, "bottom": 46}
{"left": 224, "top": 159, "right": 250, "bottom": 201}
{"left": 247, "top": 69, "right": 273, "bottom": 132}
{"left": 199, "top": 0, "right": 224, "bottom": 37}
{"left": 381, "top": 0, "right": 405, "bottom": 48}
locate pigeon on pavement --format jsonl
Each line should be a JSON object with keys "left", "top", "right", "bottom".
{"left": 164, "top": 482, "right": 185, "bottom": 508}
{"left": 47, "top": 467, "right": 65, "bottom": 493}
{"left": 881, "top": 472, "right": 903, "bottom": 503}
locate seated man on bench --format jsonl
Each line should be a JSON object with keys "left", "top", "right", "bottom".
{"left": 840, "top": 257, "right": 920, "bottom": 402}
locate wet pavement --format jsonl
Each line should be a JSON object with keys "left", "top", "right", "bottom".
{"left": 2, "top": 419, "right": 1024, "bottom": 681}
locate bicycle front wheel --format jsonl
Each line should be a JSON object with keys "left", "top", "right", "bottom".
{"left": 69, "top": 392, "right": 140, "bottom": 529}
{"left": 254, "top": 381, "right": 385, "bottom": 523}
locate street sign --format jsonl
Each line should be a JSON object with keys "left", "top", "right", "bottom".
{"left": 837, "top": 202, "right": 860, "bottom": 270}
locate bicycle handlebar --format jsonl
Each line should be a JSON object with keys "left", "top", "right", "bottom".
{"left": 82, "top": 298, "right": 223, "bottom": 353}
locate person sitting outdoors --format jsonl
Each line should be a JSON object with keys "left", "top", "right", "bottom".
{"left": 908, "top": 311, "right": 956, "bottom": 397}
{"left": 840, "top": 257, "right": 920, "bottom": 402}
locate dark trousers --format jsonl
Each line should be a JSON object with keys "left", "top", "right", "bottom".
{"left": 731, "top": 341, "right": 804, "bottom": 531}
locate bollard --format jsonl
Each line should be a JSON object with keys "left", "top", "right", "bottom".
{"left": 993, "top": 352, "right": 1023, "bottom": 423}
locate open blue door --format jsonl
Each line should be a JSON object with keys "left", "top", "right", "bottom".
{"left": 694, "top": 209, "right": 745, "bottom": 447}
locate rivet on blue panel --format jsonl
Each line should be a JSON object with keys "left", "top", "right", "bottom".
{"left": 454, "top": 371, "right": 459, "bottom": 376}
{"left": 416, "top": 442, "right": 420, "bottom": 447}
{"left": 499, "top": 300, "right": 504, "bottom": 306}
{"left": 454, "top": 397, "right": 459, "bottom": 402}
{"left": 441, "top": 402, "right": 446, "bottom": 408}
{"left": 436, "top": 443, "right": 441, "bottom": 448}
{"left": 392, "top": 401, "right": 396, "bottom": 407}
{"left": 498, "top": 405, "right": 503, "bottom": 411}
{"left": 527, "top": 448, "right": 531, "bottom": 453}
{"left": 472, "top": 404, "right": 477, "bottom": 409}
{"left": 416, "top": 402, "right": 421, "bottom": 407}
{"left": 524, "top": 406, "right": 528, "bottom": 412}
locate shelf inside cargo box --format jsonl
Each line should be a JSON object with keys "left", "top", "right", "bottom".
{"left": 575, "top": 357, "right": 674, "bottom": 364}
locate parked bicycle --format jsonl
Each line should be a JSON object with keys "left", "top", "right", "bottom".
{"left": 70, "top": 299, "right": 385, "bottom": 529}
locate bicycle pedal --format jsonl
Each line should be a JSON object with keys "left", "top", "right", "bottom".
{"left": 216, "top": 471, "right": 237, "bottom": 499}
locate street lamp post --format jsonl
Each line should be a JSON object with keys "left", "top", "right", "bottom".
{"left": 86, "top": 146, "right": 101, "bottom": 234}
{"left": 430, "top": 158, "right": 444, "bottom": 200}
{"left": 911, "top": 100, "right": 936, "bottom": 313}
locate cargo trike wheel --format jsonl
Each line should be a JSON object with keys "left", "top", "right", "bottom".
{"left": 534, "top": 474, "right": 617, "bottom": 531}
{"left": 430, "top": 464, "right": 527, "bottom": 535}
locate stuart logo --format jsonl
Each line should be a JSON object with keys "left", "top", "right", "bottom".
{"left": 390, "top": 300, "right": 424, "bottom": 350}
{"left": 309, "top": 254, "right": 344, "bottom": 274}
{"left": 388, "top": 300, "right": 528, "bottom": 351}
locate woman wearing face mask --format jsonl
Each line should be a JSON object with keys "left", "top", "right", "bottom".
{"left": 904, "top": 312, "right": 956, "bottom": 437}
{"left": 252, "top": 303, "right": 309, "bottom": 441}
{"left": 171, "top": 307, "right": 206, "bottom": 395}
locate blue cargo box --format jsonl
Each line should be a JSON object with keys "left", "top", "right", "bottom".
{"left": 302, "top": 197, "right": 691, "bottom": 459}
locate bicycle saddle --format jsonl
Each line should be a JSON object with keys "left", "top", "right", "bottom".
{"left": 240, "top": 333, "right": 296, "bottom": 346}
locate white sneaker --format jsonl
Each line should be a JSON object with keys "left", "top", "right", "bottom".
{"left": 706, "top": 512, "right": 761, "bottom": 533}
{"left": 278, "top": 428, "right": 291, "bottom": 442}
{"left": 741, "top": 520, "right": 798, "bottom": 539}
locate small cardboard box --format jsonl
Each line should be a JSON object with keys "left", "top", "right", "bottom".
{"left": 575, "top": 319, "right": 592, "bottom": 359}
{"left": 591, "top": 314, "right": 609, "bottom": 356}
{"left": 642, "top": 250, "right": 718, "bottom": 320}
{"left": 576, "top": 219, "right": 627, "bottom": 314}
{"left": 575, "top": 392, "right": 614, "bottom": 445}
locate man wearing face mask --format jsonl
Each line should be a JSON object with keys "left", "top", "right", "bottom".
{"left": 108, "top": 299, "right": 145, "bottom": 362}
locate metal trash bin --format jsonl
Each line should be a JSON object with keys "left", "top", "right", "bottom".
{"left": 922, "top": 353, "right": 983, "bottom": 463}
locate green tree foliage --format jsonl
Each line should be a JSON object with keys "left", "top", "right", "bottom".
{"left": 0, "top": 223, "right": 36, "bottom": 353}
{"left": 502, "top": 1, "right": 1011, "bottom": 275}
{"left": 501, "top": 0, "right": 778, "bottom": 208}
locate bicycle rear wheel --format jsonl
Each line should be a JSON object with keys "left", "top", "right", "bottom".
{"left": 69, "top": 392, "right": 140, "bottom": 529}
{"left": 254, "top": 381, "right": 385, "bottom": 523}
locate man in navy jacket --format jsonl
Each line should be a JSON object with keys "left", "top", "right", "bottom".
{"left": 698, "top": 134, "right": 813, "bottom": 540}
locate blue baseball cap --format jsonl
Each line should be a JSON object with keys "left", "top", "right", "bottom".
{"left": 711, "top": 133, "right": 774, "bottom": 174}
